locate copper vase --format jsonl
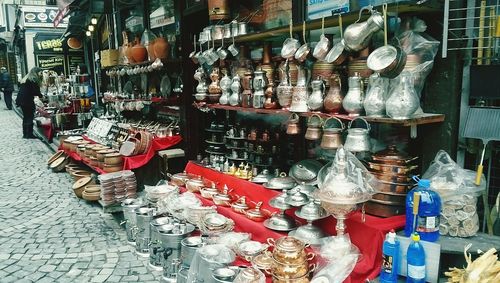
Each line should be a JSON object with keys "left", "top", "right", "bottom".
{"left": 261, "top": 42, "right": 275, "bottom": 83}
{"left": 324, "top": 74, "right": 343, "bottom": 114}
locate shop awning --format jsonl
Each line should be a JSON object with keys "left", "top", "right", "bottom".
{"left": 54, "top": 0, "right": 85, "bottom": 28}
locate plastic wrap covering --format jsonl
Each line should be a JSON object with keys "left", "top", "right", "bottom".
{"left": 187, "top": 244, "right": 236, "bottom": 283}
{"left": 157, "top": 191, "right": 201, "bottom": 220}
{"left": 422, "top": 150, "right": 486, "bottom": 237}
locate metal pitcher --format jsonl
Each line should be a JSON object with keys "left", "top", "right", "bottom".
{"left": 342, "top": 72, "right": 365, "bottom": 117}
{"left": 290, "top": 65, "right": 309, "bottom": 113}
{"left": 344, "top": 117, "right": 371, "bottom": 153}
{"left": 286, "top": 113, "right": 301, "bottom": 135}
{"left": 158, "top": 223, "right": 195, "bottom": 281}
{"left": 324, "top": 74, "right": 343, "bottom": 114}
{"left": 305, "top": 114, "right": 323, "bottom": 141}
{"left": 229, "top": 75, "right": 241, "bottom": 106}
{"left": 364, "top": 73, "right": 389, "bottom": 117}
{"left": 276, "top": 61, "right": 293, "bottom": 109}
{"left": 219, "top": 70, "right": 232, "bottom": 105}
{"left": 252, "top": 69, "right": 268, "bottom": 109}
{"left": 307, "top": 76, "right": 325, "bottom": 111}
{"left": 149, "top": 217, "right": 172, "bottom": 270}
{"left": 343, "top": 6, "right": 384, "bottom": 52}
{"left": 320, "top": 117, "right": 345, "bottom": 149}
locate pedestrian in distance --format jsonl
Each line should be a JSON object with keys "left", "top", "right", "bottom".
{"left": 16, "top": 66, "right": 43, "bottom": 139}
{"left": 0, "top": 66, "right": 14, "bottom": 110}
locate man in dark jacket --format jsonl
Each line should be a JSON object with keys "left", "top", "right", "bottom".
{"left": 16, "top": 67, "right": 43, "bottom": 139}
{"left": 0, "top": 67, "right": 14, "bottom": 110}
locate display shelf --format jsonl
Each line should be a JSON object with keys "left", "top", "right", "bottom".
{"left": 101, "top": 58, "right": 182, "bottom": 70}
{"left": 194, "top": 102, "right": 445, "bottom": 126}
{"left": 211, "top": 2, "right": 440, "bottom": 44}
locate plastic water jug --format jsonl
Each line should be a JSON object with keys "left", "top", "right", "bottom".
{"left": 380, "top": 229, "right": 400, "bottom": 283}
{"left": 406, "top": 233, "right": 426, "bottom": 283}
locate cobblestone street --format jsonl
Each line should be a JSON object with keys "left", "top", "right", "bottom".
{"left": 0, "top": 107, "right": 161, "bottom": 282}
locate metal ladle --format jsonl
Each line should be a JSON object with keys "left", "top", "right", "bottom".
{"left": 295, "top": 21, "right": 310, "bottom": 62}
{"left": 217, "top": 27, "right": 229, "bottom": 60}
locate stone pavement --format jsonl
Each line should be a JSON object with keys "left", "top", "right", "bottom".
{"left": 0, "top": 107, "right": 161, "bottom": 282}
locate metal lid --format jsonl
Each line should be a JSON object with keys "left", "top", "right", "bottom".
{"left": 274, "top": 236, "right": 306, "bottom": 252}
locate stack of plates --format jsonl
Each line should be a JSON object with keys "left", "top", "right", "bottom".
{"left": 98, "top": 173, "right": 118, "bottom": 205}
{"left": 113, "top": 177, "right": 127, "bottom": 203}
{"left": 122, "top": 170, "right": 137, "bottom": 198}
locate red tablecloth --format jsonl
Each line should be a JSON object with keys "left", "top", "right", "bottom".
{"left": 184, "top": 161, "right": 406, "bottom": 282}
{"left": 62, "top": 135, "right": 182, "bottom": 173}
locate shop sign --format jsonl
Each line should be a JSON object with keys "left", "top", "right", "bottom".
{"left": 34, "top": 36, "right": 63, "bottom": 53}
{"left": 306, "top": 0, "right": 349, "bottom": 20}
{"left": 36, "top": 54, "right": 66, "bottom": 75}
{"left": 150, "top": 5, "right": 175, "bottom": 29}
{"left": 21, "top": 6, "right": 69, "bottom": 28}
{"left": 125, "top": 16, "right": 144, "bottom": 31}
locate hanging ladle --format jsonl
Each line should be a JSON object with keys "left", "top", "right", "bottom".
{"left": 313, "top": 17, "right": 331, "bottom": 60}
{"left": 366, "top": 4, "right": 407, "bottom": 78}
{"left": 295, "top": 21, "right": 310, "bottom": 63}
{"left": 325, "top": 14, "right": 348, "bottom": 65}
{"left": 281, "top": 19, "right": 300, "bottom": 59}
{"left": 217, "top": 26, "right": 229, "bottom": 60}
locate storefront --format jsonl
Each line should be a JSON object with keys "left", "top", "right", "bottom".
{"left": 45, "top": 0, "right": 500, "bottom": 282}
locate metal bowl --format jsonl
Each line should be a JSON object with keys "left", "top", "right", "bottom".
{"left": 289, "top": 159, "right": 323, "bottom": 185}
{"left": 212, "top": 267, "right": 237, "bottom": 282}
{"left": 263, "top": 212, "right": 297, "bottom": 232}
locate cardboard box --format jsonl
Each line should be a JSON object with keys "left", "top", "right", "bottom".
{"left": 100, "top": 49, "right": 119, "bottom": 67}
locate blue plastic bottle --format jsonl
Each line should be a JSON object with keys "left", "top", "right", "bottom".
{"left": 404, "top": 178, "right": 442, "bottom": 242}
{"left": 407, "top": 233, "right": 426, "bottom": 283}
{"left": 380, "top": 230, "right": 400, "bottom": 283}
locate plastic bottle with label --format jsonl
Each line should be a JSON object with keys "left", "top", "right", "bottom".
{"left": 380, "top": 230, "right": 400, "bottom": 283}
{"left": 407, "top": 233, "right": 426, "bottom": 283}
{"left": 404, "top": 178, "right": 442, "bottom": 242}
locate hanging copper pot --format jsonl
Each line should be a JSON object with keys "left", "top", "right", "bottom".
{"left": 286, "top": 113, "right": 301, "bottom": 135}
{"left": 154, "top": 36, "right": 170, "bottom": 60}
{"left": 208, "top": 0, "right": 230, "bottom": 21}
{"left": 304, "top": 114, "right": 323, "bottom": 141}
{"left": 320, "top": 117, "right": 344, "bottom": 149}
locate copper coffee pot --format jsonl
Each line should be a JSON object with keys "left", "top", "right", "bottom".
{"left": 320, "top": 117, "right": 345, "bottom": 149}
{"left": 304, "top": 114, "right": 323, "bottom": 141}
{"left": 286, "top": 113, "right": 301, "bottom": 135}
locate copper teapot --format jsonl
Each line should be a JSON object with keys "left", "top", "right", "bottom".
{"left": 320, "top": 117, "right": 345, "bottom": 150}
{"left": 286, "top": 113, "right": 301, "bottom": 135}
{"left": 304, "top": 114, "right": 323, "bottom": 141}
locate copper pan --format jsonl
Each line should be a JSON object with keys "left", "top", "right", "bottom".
{"left": 367, "top": 162, "right": 418, "bottom": 174}
{"left": 372, "top": 192, "right": 406, "bottom": 204}
{"left": 373, "top": 180, "right": 413, "bottom": 194}
{"left": 365, "top": 199, "right": 405, "bottom": 217}
{"left": 370, "top": 171, "right": 412, "bottom": 183}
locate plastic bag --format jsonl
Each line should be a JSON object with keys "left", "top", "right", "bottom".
{"left": 311, "top": 234, "right": 360, "bottom": 283}
{"left": 422, "top": 150, "right": 486, "bottom": 237}
{"left": 389, "top": 18, "right": 440, "bottom": 101}
{"left": 187, "top": 244, "right": 235, "bottom": 283}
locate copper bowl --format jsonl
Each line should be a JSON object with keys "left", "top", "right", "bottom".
{"left": 271, "top": 259, "right": 315, "bottom": 279}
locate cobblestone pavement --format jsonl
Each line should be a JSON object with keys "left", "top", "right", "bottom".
{"left": 0, "top": 107, "right": 161, "bottom": 282}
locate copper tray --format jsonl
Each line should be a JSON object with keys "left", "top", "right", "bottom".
{"left": 370, "top": 171, "right": 412, "bottom": 183}
{"left": 365, "top": 200, "right": 405, "bottom": 218}
{"left": 367, "top": 162, "right": 418, "bottom": 174}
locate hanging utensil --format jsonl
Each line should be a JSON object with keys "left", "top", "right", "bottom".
{"left": 325, "top": 14, "right": 347, "bottom": 65}
{"left": 313, "top": 17, "right": 330, "bottom": 60}
{"left": 295, "top": 22, "right": 310, "bottom": 62}
{"left": 190, "top": 35, "right": 198, "bottom": 64}
{"left": 412, "top": 192, "right": 420, "bottom": 234}
{"left": 281, "top": 19, "right": 300, "bottom": 59}
{"left": 217, "top": 26, "right": 229, "bottom": 60}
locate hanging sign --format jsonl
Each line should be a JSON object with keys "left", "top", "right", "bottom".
{"left": 22, "top": 6, "right": 69, "bottom": 28}
{"left": 34, "top": 34, "right": 64, "bottom": 53}
{"left": 36, "top": 54, "right": 66, "bottom": 75}
{"left": 150, "top": 4, "right": 175, "bottom": 29}
{"left": 306, "top": 0, "right": 349, "bottom": 20}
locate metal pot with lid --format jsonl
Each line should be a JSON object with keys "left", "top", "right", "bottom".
{"left": 233, "top": 267, "right": 266, "bottom": 283}
{"left": 285, "top": 188, "right": 310, "bottom": 207}
{"left": 231, "top": 196, "right": 250, "bottom": 214}
{"left": 251, "top": 169, "right": 274, "bottom": 184}
{"left": 372, "top": 145, "right": 418, "bottom": 165}
{"left": 181, "top": 236, "right": 204, "bottom": 267}
{"left": 213, "top": 185, "right": 233, "bottom": 207}
{"left": 289, "top": 159, "right": 323, "bottom": 185}
{"left": 263, "top": 173, "right": 297, "bottom": 190}
{"left": 157, "top": 223, "right": 196, "bottom": 279}
{"left": 149, "top": 217, "right": 173, "bottom": 270}
{"left": 244, "top": 202, "right": 271, "bottom": 222}
{"left": 133, "top": 207, "right": 155, "bottom": 256}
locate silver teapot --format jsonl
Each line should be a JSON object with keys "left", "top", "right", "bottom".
{"left": 276, "top": 61, "right": 293, "bottom": 109}
{"left": 344, "top": 117, "right": 371, "bottom": 153}
{"left": 343, "top": 7, "right": 384, "bottom": 52}
{"left": 307, "top": 76, "right": 325, "bottom": 111}
{"left": 252, "top": 69, "right": 268, "bottom": 109}
{"left": 219, "top": 70, "right": 232, "bottom": 105}
{"left": 229, "top": 75, "right": 242, "bottom": 106}
{"left": 342, "top": 72, "right": 365, "bottom": 116}
{"left": 290, "top": 65, "right": 309, "bottom": 112}
{"left": 363, "top": 73, "right": 389, "bottom": 117}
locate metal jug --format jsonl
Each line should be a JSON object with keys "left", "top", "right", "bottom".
{"left": 219, "top": 70, "right": 232, "bottom": 105}
{"left": 386, "top": 72, "right": 420, "bottom": 119}
{"left": 149, "top": 217, "right": 172, "bottom": 270}
{"left": 290, "top": 65, "right": 309, "bottom": 112}
{"left": 121, "top": 199, "right": 143, "bottom": 244}
{"left": 324, "top": 74, "right": 343, "bottom": 114}
{"left": 241, "top": 71, "right": 253, "bottom": 108}
{"left": 305, "top": 114, "right": 323, "bottom": 141}
{"left": 344, "top": 117, "right": 371, "bottom": 153}
{"left": 276, "top": 61, "right": 293, "bottom": 109}
{"left": 307, "top": 76, "right": 325, "bottom": 111}
{"left": 228, "top": 75, "right": 241, "bottom": 106}
{"left": 252, "top": 69, "right": 268, "bottom": 109}
{"left": 364, "top": 73, "right": 389, "bottom": 117}
{"left": 320, "top": 117, "right": 345, "bottom": 149}
{"left": 343, "top": 6, "right": 384, "bottom": 52}
{"left": 194, "top": 67, "right": 207, "bottom": 94}
{"left": 342, "top": 72, "right": 365, "bottom": 117}
{"left": 158, "top": 223, "right": 195, "bottom": 281}
{"left": 286, "top": 113, "right": 301, "bottom": 135}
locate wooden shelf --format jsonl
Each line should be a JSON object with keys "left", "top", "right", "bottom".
{"left": 101, "top": 58, "right": 182, "bottom": 70}
{"left": 193, "top": 102, "right": 445, "bottom": 126}
{"left": 211, "top": 2, "right": 441, "bottom": 44}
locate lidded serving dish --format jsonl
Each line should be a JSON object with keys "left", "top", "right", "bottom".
{"left": 288, "top": 159, "right": 323, "bottom": 185}
{"left": 263, "top": 173, "right": 297, "bottom": 190}
{"left": 244, "top": 202, "right": 271, "bottom": 222}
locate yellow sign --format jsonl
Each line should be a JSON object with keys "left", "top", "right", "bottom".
{"left": 35, "top": 38, "right": 63, "bottom": 52}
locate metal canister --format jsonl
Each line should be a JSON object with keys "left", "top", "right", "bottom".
{"left": 180, "top": 236, "right": 204, "bottom": 267}
{"left": 159, "top": 223, "right": 196, "bottom": 280}
{"left": 121, "top": 199, "right": 143, "bottom": 244}
{"left": 177, "top": 267, "right": 189, "bottom": 283}
{"left": 134, "top": 207, "right": 154, "bottom": 256}
{"left": 149, "top": 217, "right": 172, "bottom": 270}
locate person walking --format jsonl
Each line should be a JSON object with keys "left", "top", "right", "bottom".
{"left": 0, "top": 67, "right": 14, "bottom": 109}
{"left": 16, "top": 67, "right": 42, "bottom": 139}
